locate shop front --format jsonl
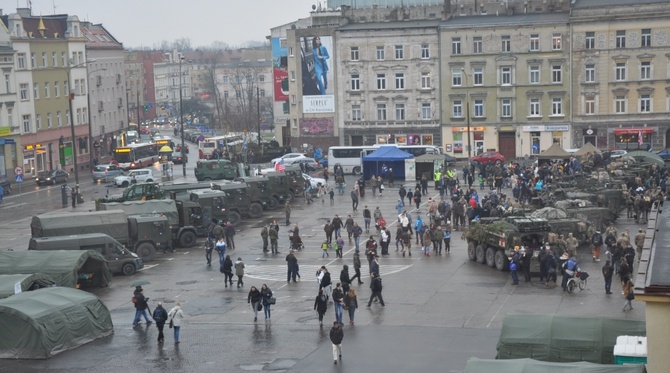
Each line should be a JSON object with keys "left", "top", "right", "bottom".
{"left": 0, "top": 137, "right": 18, "bottom": 180}
{"left": 520, "top": 125, "right": 570, "bottom": 156}
{"left": 443, "top": 126, "right": 496, "bottom": 159}
{"left": 612, "top": 127, "right": 654, "bottom": 151}
{"left": 376, "top": 133, "right": 434, "bottom": 146}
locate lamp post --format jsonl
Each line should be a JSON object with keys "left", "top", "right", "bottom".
{"left": 461, "top": 68, "right": 472, "bottom": 159}
{"left": 65, "top": 60, "right": 94, "bottom": 185}
{"left": 179, "top": 55, "right": 186, "bottom": 177}
{"left": 86, "top": 67, "right": 107, "bottom": 169}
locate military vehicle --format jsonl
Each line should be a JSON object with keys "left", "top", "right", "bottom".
{"left": 465, "top": 216, "right": 551, "bottom": 271}
{"left": 31, "top": 210, "right": 171, "bottom": 261}
{"left": 194, "top": 159, "right": 239, "bottom": 181}
{"left": 215, "top": 175, "right": 294, "bottom": 209}
{"left": 530, "top": 207, "right": 593, "bottom": 245}
{"left": 96, "top": 182, "right": 212, "bottom": 205}
{"left": 258, "top": 165, "right": 305, "bottom": 198}
{"left": 189, "top": 186, "right": 264, "bottom": 226}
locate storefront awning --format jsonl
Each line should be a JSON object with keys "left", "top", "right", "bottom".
{"left": 613, "top": 128, "right": 653, "bottom": 135}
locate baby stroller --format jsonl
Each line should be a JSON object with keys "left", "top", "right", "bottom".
{"left": 288, "top": 230, "right": 304, "bottom": 251}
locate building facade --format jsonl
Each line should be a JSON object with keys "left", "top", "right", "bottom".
{"left": 0, "top": 23, "right": 17, "bottom": 181}
{"left": 153, "top": 51, "right": 191, "bottom": 121}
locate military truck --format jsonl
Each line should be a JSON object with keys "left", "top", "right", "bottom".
{"left": 31, "top": 210, "right": 171, "bottom": 262}
{"left": 214, "top": 175, "right": 293, "bottom": 210}
{"left": 97, "top": 199, "right": 202, "bottom": 247}
{"left": 96, "top": 182, "right": 211, "bottom": 206}
{"left": 194, "top": 159, "right": 239, "bottom": 181}
{"left": 258, "top": 165, "right": 305, "bottom": 198}
{"left": 189, "top": 185, "right": 263, "bottom": 226}
{"left": 465, "top": 216, "right": 551, "bottom": 271}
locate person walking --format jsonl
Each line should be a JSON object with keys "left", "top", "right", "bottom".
{"left": 332, "top": 283, "right": 345, "bottom": 325}
{"left": 352, "top": 223, "right": 363, "bottom": 252}
{"left": 332, "top": 214, "right": 343, "bottom": 238}
{"left": 269, "top": 225, "right": 279, "bottom": 254}
{"left": 345, "top": 215, "right": 354, "bottom": 244}
{"left": 509, "top": 259, "right": 519, "bottom": 285}
{"left": 318, "top": 266, "right": 333, "bottom": 298}
{"left": 286, "top": 251, "right": 299, "bottom": 283}
{"left": 324, "top": 220, "right": 334, "bottom": 244}
{"left": 247, "top": 286, "right": 262, "bottom": 322}
{"left": 167, "top": 302, "right": 185, "bottom": 344}
{"left": 399, "top": 185, "right": 407, "bottom": 206}
{"left": 223, "top": 255, "right": 234, "bottom": 287}
{"left": 234, "top": 257, "right": 245, "bottom": 288}
{"left": 285, "top": 202, "right": 291, "bottom": 226}
{"left": 260, "top": 225, "right": 269, "bottom": 253}
{"left": 344, "top": 288, "right": 358, "bottom": 325}
{"left": 314, "top": 289, "right": 329, "bottom": 327}
{"left": 623, "top": 279, "right": 635, "bottom": 312}
{"left": 350, "top": 189, "right": 359, "bottom": 212}
{"left": 260, "top": 284, "right": 274, "bottom": 320}
{"left": 132, "top": 286, "right": 152, "bottom": 327}
{"left": 215, "top": 237, "right": 227, "bottom": 269}
{"left": 602, "top": 260, "right": 614, "bottom": 295}
{"left": 335, "top": 235, "right": 344, "bottom": 259}
{"left": 340, "top": 265, "right": 351, "bottom": 294}
{"left": 330, "top": 321, "right": 344, "bottom": 365}
{"left": 362, "top": 206, "right": 372, "bottom": 233}
{"left": 634, "top": 229, "right": 645, "bottom": 262}
{"left": 366, "top": 272, "right": 385, "bottom": 307}
{"left": 152, "top": 301, "right": 168, "bottom": 344}
{"left": 350, "top": 252, "right": 364, "bottom": 285}
{"left": 396, "top": 200, "right": 403, "bottom": 216}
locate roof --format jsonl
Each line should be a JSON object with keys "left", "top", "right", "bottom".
{"left": 415, "top": 153, "right": 447, "bottom": 163}
{"left": 363, "top": 146, "right": 414, "bottom": 161}
{"left": 537, "top": 143, "right": 572, "bottom": 159}
{"left": 338, "top": 19, "right": 441, "bottom": 32}
{"left": 81, "top": 22, "right": 123, "bottom": 49}
{"left": 0, "top": 274, "right": 55, "bottom": 299}
{"left": 441, "top": 12, "right": 569, "bottom": 28}
{"left": 572, "top": 0, "right": 669, "bottom": 9}
{"left": 646, "top": 203, "right": 670, "bottom": 293}
{"left": 574, "top": 142, "right": 601, "bottom": 156}
{"left": 0, "top": 251, "right": 111, "bottom": 288}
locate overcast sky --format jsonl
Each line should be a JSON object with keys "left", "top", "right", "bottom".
{"left": 20, "top": 0, "right": 320, "bottom": 48}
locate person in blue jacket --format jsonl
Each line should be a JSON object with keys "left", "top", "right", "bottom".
{"left": 312, "top": 37, "right": 329, "bottom": 95}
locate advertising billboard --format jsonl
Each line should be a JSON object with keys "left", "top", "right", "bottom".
{"left": 299, "top": 117, "right": 334, "bottom": 137}
{"left": 299, "top": 35, "right": 335, "bottom": 113}
{"left": 272, "top": 37, "right": 288, "bottom": 102}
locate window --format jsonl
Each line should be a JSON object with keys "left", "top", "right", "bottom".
{"left": 641, "top": 29, "right": 651, "bottom": 47}
{"left": 6, "top": 107, "right": 11, "bottom": 127}
{"left": 473, "top": 37, "right": 482, "bottom": 54}
{"left": 223, "top": 76, "right": 229, "bottom": 84}
{"left": 22, "top": 115, "right": 31, "bottom": 132}
{"left": 290, "top": 71, "right": 295, "bottom": 81}
{"left": 586, "top": 32, "right": 595, "bottom": 49}
{"left": 223, "top": 91, "right": 229, "bottom": 99}
{"left": 452, "top": 38, "right": 461, "bottom": 55}
{"left": 452, "top": 69, "right": 462, "bottom": 86}
{"left": 288, "top": 47, "right": 294, "bottom": 56}
{"left": 394, "top": 45, "right": 404, "bottom": 59}
{"left": 616, "top": 30, "right": 626, "bottom": 48}
{"left": 33, "top": 83, "right": 39, "bottom": 99}
{"left": 259, "top": 89, "right": 265, "bottom": 97}
{"left": 395, "top": 73, "right": 405, "bottom": 89}
{"left": 453, "top": 100, "right": 463, "bottom": 118}
{"left": 259, "top": 75, "right": 265, "bottom": 82}
{"left": 19, "top": 83, "right": 28, "bottom": 100}
{"left": 640, "top": 94, "right": 651, "bottom": 113}
{"left": 474, "top": 100, "right": 484, "bottom": 117}
{"left": 421, "top": 72, "right": 431, "bottom": 89}
{"left": 57, "top": 111, "right": 62, "bottom": 127}
{"left": 74, "top": 80, "right": 81, "bottom": 96}
{"left": 421, "top": 44, "right": 430, "bottom": 59}
{"left": 54, "top": 81, "right": 60, "bottom": 97}
{"left": 350, "top": 47, "right": 359, "bottom": 61}
{"left": 83, "top": 108, "right": 87, "bottom": 123}
{"left": 30, "top": 53, "right": 35, "bottom": 68}
{"left": 551, "top": 98, "right": 563, "bottom": 116}
{"left": 473, "top": 67, "right": 483, "bottom": 85}
{"left": 376, "top": 46, "right": 385, "bottom": 60}
{"left": 52, "top": 52, "right": 57, "bottom": 67}
{"left": 552, "top": 65, "right": 562, "bottom": 83}
{"left": 501, "top": 66, "right": 512, "bottom": 86}
{"left": 615, "top": 62, "right": 626, "bottom": 81}
{"left": 350, "top": 74, "right": 360, "bottom": 91}
{"left": 290, "top": 95, "right": 296, "bottom": 104}
{"left": 615, "top": 96, "right": 627, "bottom": 113}
{"left": 41, "top": 52, "right": 47, "bottom": 67}
{"left": 66, "top": 110, "right": 70, "bottom": 126}
{"left": 352, "top": 105, "right": 361, "bottom": 121}
{"left": 4, "top": 73, "right": 9, "bottom": 93}
{"left": 421, "top": 103, "right": 432, "bottom": 119}
{"left": 530, "top": 98, "right": 541, "bottom": 116}
{"left": 47, "top": 113, "right": 52, "bottom": 128}
{"left": 61, "top": 52, "right": 66, "bottom": 66}
{"left": 530, "top": 34, "right": 540, "bottom": 51}
{"left": 17, "top": 53, "right": 26, "bottom": 69}
{"left": 395, "top": 103, "right": 405, "bottom": 120}
{"left": 529, "top": 66, "right": 540, "bottom": 84}
{"left": 585, "top": 64, "right": 596, "bottom": 82}
{"left": 502, "top": 99, "right": 512, "bottom": 117}
{"left": 501, "top": 35, "right": 511, "bottom": 52}
{"left": 76, "top": 108, "right": 82, "bottom": 124}
{"left": 376, "top": 74, "right": 386, "bottom": 90}
{"left": 552, "top": 35, "right": 562, "bottom": 50}
{"left": 44, "top": 82, "right": 50, "bottom": 98}
{"left": 36, "top": 114, "right": 41, "bottom": 130}
{"left": 585, "top": 96, "right": 595, "bottom": 115}
{"left": 64, "top": 81, "right": 68, "bottom": 95}
{"left": 376, "top": 103, "right": 387, "bottom": 121}
{"left": 640, "top": 61, "right": 651, "bottom": 80}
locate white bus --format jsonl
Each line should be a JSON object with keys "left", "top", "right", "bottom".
{"left": 113, "top": 142, "right": 159, "bottom": 170}
{"left": 327, "top": 144, "right": 441, "bottom": 174}
{"left": 198, "top": 133, "right": 245, "bottom": 159}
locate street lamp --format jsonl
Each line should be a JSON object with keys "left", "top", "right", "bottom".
{"left": 86, "top": 67, "right": 107, "bottom": 169}
{"left": 461, "top": 68, "right": 472, "bottom": 159}
{"left": 178, "top": 55, "right": 186, "bottom": 177}
{"left": 65, "top": 59, "right": 94, "bottom": 185}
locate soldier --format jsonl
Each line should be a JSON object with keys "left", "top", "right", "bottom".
{"left": 617, "top": 232, "right": 631, "bottom": 249}
{"left": 565, "top": 232, "right": 578, "bottom": 258}
{"left": 269, "top": 225, "right": 279, "bottom": 254}
{"left": 260, "top": 225, "right": 269, "bottom": 253}
{"left": 555, "top": 234, "right": 568, "bottom": 257}
{"left": 605, "top": 223, "right": 618, "bottom": 242}
{"left": 285, "top": 202, "right": 291, "bottom": 226}
{"left": 634, "top": 229, "right": 646, "bottom": 262}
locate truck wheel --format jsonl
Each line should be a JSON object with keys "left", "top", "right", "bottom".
{"left": 352, "top": 166, "right": 361, "bottom": 175}
{"left": 286, "top": 191, "right": 294, "bottom": 202}
{"left": 179, "top": 230, "right": 197, "bottom": 247}
{"left": 467, "top": 241, "right": 477, "bottom": 261}
{"left": 136, "top": 242, "right": 156, "bottom": 262}
{"left": 475, "top": 245, "right": 486, "bottom": 264}
{"left": 267, "top": 197, "right": 279, "bottom": 210}
{"left": 495, "top": 250, "right": 508, "bottom": 271}
{"left": 249, "top": 202, "right": 263, "bottom": 218}
{"left": 122, "top": 181, "right": 129, "bottom": 187}
{"left": 122, "top": 263, "right": 137, "bottom": 276}
{"left": 486, "top": 247, "right": 496, "bottom": 268}
{"left": 227, "top": 211, "right": 242, "bottom": 226}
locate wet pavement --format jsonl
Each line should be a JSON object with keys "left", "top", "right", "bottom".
{"left": 0, "top": 147, "right": 647, "bottom": 372}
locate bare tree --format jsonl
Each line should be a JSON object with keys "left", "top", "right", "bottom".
{"left": 222, "top": 63, "right": 268, "bottom": 134}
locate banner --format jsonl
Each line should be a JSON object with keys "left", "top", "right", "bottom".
{"left": 404, "top": 158, "right": 416, "bottom": 181}
{"left": 299, "top": 35, "right": 335, "bottom": 113}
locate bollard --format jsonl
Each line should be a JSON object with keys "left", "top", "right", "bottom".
{"left": 61, "top": 184, "right": 68, "bottom": 207}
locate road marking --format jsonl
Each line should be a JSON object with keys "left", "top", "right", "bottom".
{"left": 139, "top": 264, "right": 160, "bottom": 271}
{"left": 244, "top": 264, "right": 412, "bottom": 282}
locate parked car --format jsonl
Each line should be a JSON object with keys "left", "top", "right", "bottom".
{"left": 176, "top": 144, "right": 189, "bottom": 154}
{"left": 303, "top": 173, "right": 326, "bottom": 189}
{"left": 92, "top": 164, "right": 124, "bottom": 182}
{"left": 172, "top": 152, "right": 188, "bottom": 164}
{"left": 610, "top": 149, "right": 628, "bottom": 159}
{"left": 657, "top": 148, "right": 670, "bottom": 161}
{"left": 294, "top": 157, "right": 319, "bottom": 172}
{"left": 271, "top": 153, "right": 307, "bottom": 165}
{"left": 35, "top": 170, "right": 69, "bottom": 185}
{"left": 113, "top": 169, "right": 156, "bottom": 187}
{"left": 471, "top": 151, "right": 505, "bottom": 165}
{"left": 317, "top": 157, "right": 328, "bottom": 168}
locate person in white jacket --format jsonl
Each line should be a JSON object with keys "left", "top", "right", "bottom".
{"left": 167, "top": 302, "right": 185, "bottom": 344}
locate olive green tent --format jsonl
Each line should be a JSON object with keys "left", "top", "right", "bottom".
{"left": 538, "top": 143, "right": 572, "bottom": 160}
{"left": 465, "top": 358, "right": 645, "bottom": 373}
{"left": 0, "top": 251, "right": 111, "bottom": 288}
{"left": 0, "top": 274, "right": 56, "bottom": 299}
{"left": 496, "top": 315, "right": 645, "bottom": 364}
{"left": 0, "top": 287, "right": 113, "bottom": 359}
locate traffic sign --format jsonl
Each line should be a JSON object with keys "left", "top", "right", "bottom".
{"left": 15, "top": 174, "right": 23, "bottom": 183}
{"left": 14, "top": 166, "right": 22, "bottom": 175}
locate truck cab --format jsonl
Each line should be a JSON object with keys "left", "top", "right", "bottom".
{"left": 194, "top": 159, "right": 238, "bottom": 181}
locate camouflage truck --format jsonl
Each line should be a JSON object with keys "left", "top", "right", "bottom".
{"left": 96, "top": 182, "right": 211, "bottom": 206}
{"left": 465, "top": 216, "right": 551, "bottom": 271}
{"left": 189, "top": 185, "right": 264, "bottom": 226}
{"left": 214, "top": 175, "right": 294, "bottom": 210}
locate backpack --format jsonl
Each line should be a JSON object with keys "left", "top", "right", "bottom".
{"left": 592, "top": 233, "right": 603, "bottom": 246}
{"left": 538, "top": 250, "right": 548, "bottom": 264}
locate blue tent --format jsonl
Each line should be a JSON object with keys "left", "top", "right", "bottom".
{"left": 362, "top": 146, "right": 414, "bottom": 180}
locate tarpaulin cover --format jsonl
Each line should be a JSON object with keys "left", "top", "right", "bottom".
{"left": 31, "top": 210, "right": 128, "bottom": 243}
{"left": 496, "top": 315, "right": 645, "bottom": 364}
{"left": 0, "top": 251, "right": 111, "bottom": 288}
{"left": 465, "top": 358, "right": 645, "bottom": 373}
{"left": 0, "top": 273, "right": 56, "bottom": 299}
{"left": 0, "top": 287, "right": 113, "bottom": 359}
{"left": 538, "top": 143, "right": 572, "bottom": 159}
{"left": 98, "top": 199, "right": 179, "bottom": 227}
{"left": 362, "top": 146, "right": 413, "bottom": 180}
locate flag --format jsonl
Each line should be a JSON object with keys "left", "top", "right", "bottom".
{"left": 638, "top": 131, "right": 643, "bottom": 146}
{"left": 275, "top": 159, "right": 285, "bottom": 172}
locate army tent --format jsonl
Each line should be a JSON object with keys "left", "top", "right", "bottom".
{"left": 496, "top": 315, "right": 645, "bottom": 364}
{"left": 0, "top": 287, "right": 113, "bottom": 359}
{"left": 362, "top": 146, "right": 413, "bottom": 180}
{"left": 465, "top": 358, "right": 645, "bottom": 373}
{"left": 537, "top": 143, "right": 572, "bottom": 160}
{"left": 0, "top": 251, "right": 111, "bottom": 288}
{"left": 0, "top": 274, "right": 56, "bottom": 299}
{"left": 575, "top": 142, "right": 602, "bottom": 156}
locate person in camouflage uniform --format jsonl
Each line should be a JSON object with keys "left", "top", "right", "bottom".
{"left": 634, "top": 229, "right": 646, "bottom": 262}
{"left": 565, "top": 233, "right": 578, "bottom": 257}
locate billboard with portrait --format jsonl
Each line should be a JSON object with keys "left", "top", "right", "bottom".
{"left": 299, "top": 117, "right": 334, "bottom": 137}
{"left": 299, "top": 35, "right": 335, "bottom": 113}
{"left": 272, "top": 38, "right": 289, "bottom": 102}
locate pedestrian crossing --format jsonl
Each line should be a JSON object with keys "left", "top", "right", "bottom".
{"left": 243, "top": 264, "right": 413, "bottom": 282}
